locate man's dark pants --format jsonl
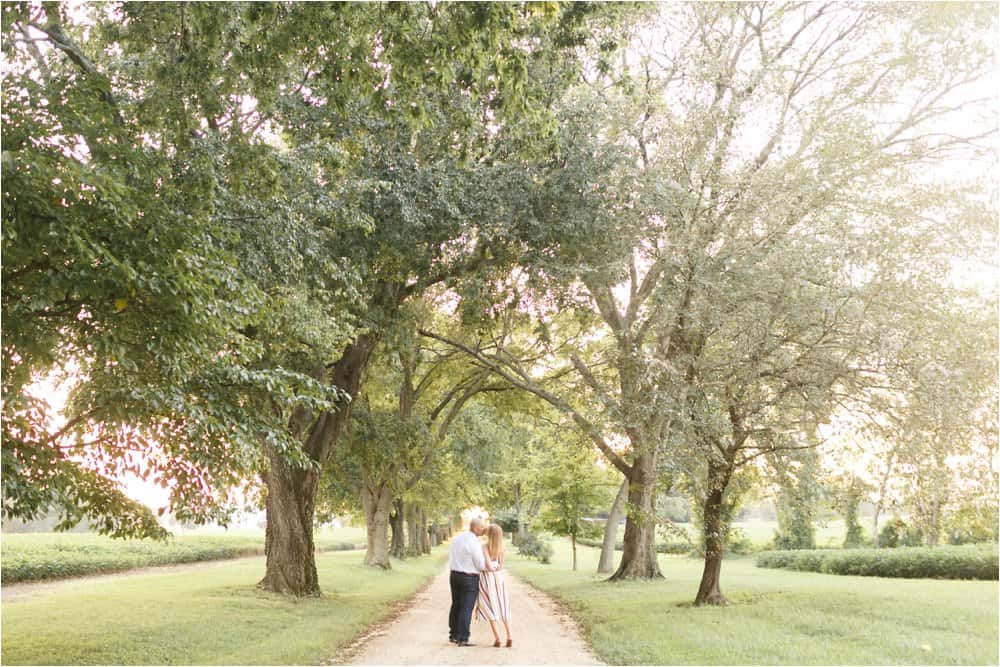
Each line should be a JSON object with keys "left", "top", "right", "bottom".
{"left": 448, "top": 570, "right": 479, "bottom": 643}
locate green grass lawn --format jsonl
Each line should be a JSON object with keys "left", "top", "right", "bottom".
{"left": 727, "top": 519, "right": 848, "bottom": 548}
{"left": 2, "top": 546, "right": 447, "bottom": 665}
{"left": 656, "top": 519, "right": 849, "bottom": 550}
{"left": 180, "top": 525, "right": 369, "bottom": 548}
{"left": 508, "top": 538, "right": 999, "bottom": 665}
{"left": 1, "top": 528, "right": 369, "bottom": 583}
{"left": 314, "top": 525, "right": 369, "bottom": 549}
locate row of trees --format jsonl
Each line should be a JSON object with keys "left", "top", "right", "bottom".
{"left": 421, "top": 2, "right": 996, "bottom": 603}
{"left": 4, "top": 0, "right": 612, "bottom": 593}
{"left": 3, "top": 2, "right": 995, "bottom": 605}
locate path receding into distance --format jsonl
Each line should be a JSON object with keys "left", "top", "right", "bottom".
{"left": 335, "top": 567, "right": 604, "bottom": 666}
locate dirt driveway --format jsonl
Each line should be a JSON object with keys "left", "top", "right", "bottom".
{"left": 337, "top": 566, "right": 603, "bottom": 665}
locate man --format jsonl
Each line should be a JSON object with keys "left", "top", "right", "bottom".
{"left": 448, "top": 517, "right": 490, "bottom": 646}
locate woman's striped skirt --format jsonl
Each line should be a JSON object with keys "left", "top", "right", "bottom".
{"left": 475, "top": 569, "right": 510, "bottom": 622}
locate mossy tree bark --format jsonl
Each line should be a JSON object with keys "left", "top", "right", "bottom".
{"left": 259, "top": 452, "right": 320, "bottom": 595}
{"left": 362, "top": 481, "right": 393, "bottom": 569}
{"left": 260, "top": 334, "right": 377, "bottom": 595}
{"left": 694, "top": 470, "right": 729, "bottom": 606}
{"left": 609, "top": 453, "right": 662, "bottom": 580}
{"left": 389, "top": 497, "right": 407, "bottom": 560}
{"left": 598, "top": 477, "right": 629, "bottom": 574}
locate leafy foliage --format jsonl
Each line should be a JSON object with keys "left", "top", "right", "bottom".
{"left": 878, "top": 518, "right": 924, "bottom": 549}
{"left": 756, "top": 544, "right": 998, "bottom": 580}
{"left": 516, "top": 533, "right": 553, "bottom": 564}
{"left": 2, "top": 2, "right": 350, "bottom": 536}
{"left": 944, "top": 499, "right": 999, "bottom": 546}
{"left": 2, "top": 1, "right": 607, "bottom": 543}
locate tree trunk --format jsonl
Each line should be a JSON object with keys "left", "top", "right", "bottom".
{"left": 927, "top": 496, "right": 941, "bottom": 547}
{"left": 872, "top": 452, "right": 896, "bottom": 548}
{"left": 511, "top": 485, "right": 523, "bottom": 546}
{"left": 609, "top": 452, "right": 662, "bottom": 580}
{"left": 598, "top": 477, "right": 629, "bottom": 574}
{"left": 571, "top": 533, "right": 577, "bottom": 571}
{"left": 871, "top": 501, "right": 883, "bottom": 548}
{"left": 407, "top": 504, "right": 421, "bottom": 556}
{"left": 261, "top": 333, "right": 379, "bottom": 594}
{"left": 517, "top": 518, "right": 529, "bottom": 545}
{"left": 389, "top": 497, "right": 406, "bottom": 560}
{"left": 362, "top": 484, "right": 393, "bottom": 569}
{"left": 258, "top": 453, "right": 320, "bottom": 596}
{"left": 695, "top": 462, "right": 731, "bottom": 606}
{"left": 419, "top": 508, "right": 431, "bottom": 553}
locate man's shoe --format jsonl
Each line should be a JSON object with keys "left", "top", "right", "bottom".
{"left": 457, "top": 641, "right": 475, "bottom": 647}
{"left": 449, "top": 637, "right": 457, "bottom": 644}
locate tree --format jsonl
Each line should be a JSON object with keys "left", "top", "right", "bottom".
{"left": 825, "top": 472, "right": 870, "bottom": 548}
{"left": 2, "top": 2, "right": 342, "bottom": 540}
{"left": 5, "top": 1, "right": 616, "bottom": 595}
{"left": 643, "top": 2, "right": 993, "bottom": 603}
{"left": 872, "top": 301, "right": 996, "bottom": 547}
{"left": 428, "top": 2, "right": 995, "bottom": 606}
{"left": 474, "top": 393, "right": 568, "bottom": 545}
{"left": 320, "top": 302, "right": 514, "bottom": 569}
{"left": 246, "top": 3, "right": 619, "bottom": 594}
{"left": 768, "top": 447, "right": 820, "bottom": 550}
{"left": 538, "top": 441, "right": 610, "bottom": 572}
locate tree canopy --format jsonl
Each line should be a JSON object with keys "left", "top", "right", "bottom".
{"left": 2, "top": 1, "right": 994, "bottom": 606}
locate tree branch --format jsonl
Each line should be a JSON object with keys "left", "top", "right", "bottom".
{"left": 418, "top": 328, "right": 632, "bottom": 474}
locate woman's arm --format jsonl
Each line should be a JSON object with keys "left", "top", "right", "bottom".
{"left": 482, "top": 545, "right": 495, "bottom": 572}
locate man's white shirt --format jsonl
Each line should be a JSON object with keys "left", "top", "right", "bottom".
{"left": 449, "top": 530, "right": 485, "bottom": 574}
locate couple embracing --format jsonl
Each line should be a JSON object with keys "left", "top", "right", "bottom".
{"left": 447, "top": 517, "right": 513, "bottom": 648}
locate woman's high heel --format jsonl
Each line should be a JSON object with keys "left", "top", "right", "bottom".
{"left": 493, "top": 640, "right": 501, "bottom": 648}
{"left": 506, "top": 639, "right": 513, "bottom": 648}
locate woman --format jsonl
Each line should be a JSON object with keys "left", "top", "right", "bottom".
{"left": 475, "top": 524, "right": 512, "bottom": 647}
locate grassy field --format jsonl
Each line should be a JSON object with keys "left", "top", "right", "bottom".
{"left": 1, "top": 527, "right": 368, "bottom": 583}
{"left": 649, "top": 519, "right": 850, "bottom": 550}
{"left": 508, "top": 538, "right": 999, "bottom": 665}
{"left": 731, "top": 518, "right": 849, "bottom": 547}
{"left": 2, "top": 545, "right": 447, "bottom": 665}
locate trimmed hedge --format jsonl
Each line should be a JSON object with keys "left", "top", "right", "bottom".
{"left": 1, "top": 534, "right": 365, "bottom": 583}
{"left": 2, "top": 535, "right": 264, "bottom": 583}
{"left": 756, "top": 543, "right": 998, "bottom": 580}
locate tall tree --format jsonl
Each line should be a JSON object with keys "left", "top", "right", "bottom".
{"left": 4, "top": 2, "right": 614, "bottom": 595}
{"left": 2, "top": 2, "right": 343, "bottom": 538}
{"left": 250, "top": 3, "right": 619, "bottom": 594}
{"left": 426, "top": 2, "right": 995, "bottom": 605}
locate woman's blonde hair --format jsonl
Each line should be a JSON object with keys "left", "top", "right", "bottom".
{"left": 486, "top": 524, "right": 505, "bottom": 562}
